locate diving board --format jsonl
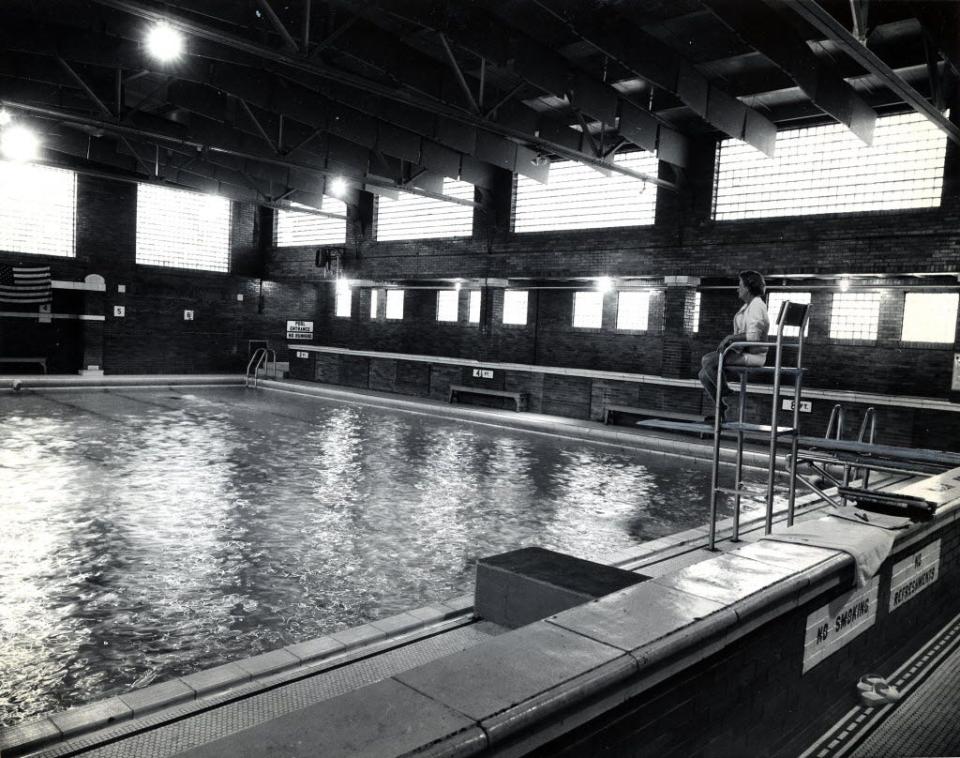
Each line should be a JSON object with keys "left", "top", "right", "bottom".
{"left": 797, "top": 437, "right": 960, "bottom": 468}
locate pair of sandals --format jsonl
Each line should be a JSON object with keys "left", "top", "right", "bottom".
{"left": 857, "top": 674, "right": 902, "bottom": 707}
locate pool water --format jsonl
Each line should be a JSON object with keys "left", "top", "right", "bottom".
{"left": 0, "top": 386, "right": 761, "bottom": 725}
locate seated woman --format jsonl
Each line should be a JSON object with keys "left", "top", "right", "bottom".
{"left": 698, "top": 270, "right": 770, "bottom": 422}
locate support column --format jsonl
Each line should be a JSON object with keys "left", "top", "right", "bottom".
{"left": 660, "top": 276, "right": 700, "bottom": 380}
{"left": 80, "top": 274, "right": 106, "bottom": 375}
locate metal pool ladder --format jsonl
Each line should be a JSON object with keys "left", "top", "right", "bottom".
{"left": 707, "top": 300, "right": 812, "bottom": 550}
{"left": 245, "top": 346, "right": 276, "bottom": 388}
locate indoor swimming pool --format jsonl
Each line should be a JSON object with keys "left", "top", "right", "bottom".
{"left": 0, "top": 386, "right": 760, "bottom": 725}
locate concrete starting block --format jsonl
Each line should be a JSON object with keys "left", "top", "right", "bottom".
{"left": 475, "top": 546, "right": 650, "bottom": 629}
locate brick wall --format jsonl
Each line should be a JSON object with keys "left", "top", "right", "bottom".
{"left": 265, "top": 139, "right": 960, "bottom": 444}
{"left": 0, "top": 175, "right": 317, "bottom": 374}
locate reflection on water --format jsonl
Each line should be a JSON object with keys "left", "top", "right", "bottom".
{"left": 0, "top": 387, "right": 757, "bottom": 725}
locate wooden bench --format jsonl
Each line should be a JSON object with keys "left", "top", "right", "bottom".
{"left": 449, "top": 384, "right": 528, "bottom": 412}
{"left": 603, "top": 404, "right": 702, "bottom": 425}
{"left": 0, "top": 357, "right": 47, "bottom": 374}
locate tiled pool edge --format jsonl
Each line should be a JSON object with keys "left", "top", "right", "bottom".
{"left": 0, "top": 374, "right": 245, "bottom": 392}
{"left": 0, "top": 376, "right": 843, "bottom": 756}
{"left": 0, "top": 480, "right": 835, "bottom": 757}
{"left": 0, "top": 596, "right": 475, "bottom": 756}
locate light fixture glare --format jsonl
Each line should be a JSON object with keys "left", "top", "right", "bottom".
{"left": 0, "top": 124, "right": 40, "bottom": 162}
{"left": 329, "top": 176, "right": 349, "bottom": 198}
{"left": 146, "top": 22, "right": 184, "bottom": 62}
{"left": 0, "top": 109, "right": 11, "bottom": 127}
{"left": 839, "top": 278, "right": 851, "bottom": 292}
{"left": 596, "top": 276, "right": 613, "bottom": 293}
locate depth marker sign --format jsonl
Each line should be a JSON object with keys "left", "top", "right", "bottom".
{"left": 889, "top": 540, "right": 940, "bottom": 612}
{"left": 802, "top": 576, "right": 879, "bottom": 673}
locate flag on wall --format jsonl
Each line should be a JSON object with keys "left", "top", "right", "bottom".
{"left": 0, "top": 265, "right": 52, "bottom": 304}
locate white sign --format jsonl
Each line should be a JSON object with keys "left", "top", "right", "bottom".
{"left": 472, "top": 368, "right": 494, "bottom": 379}
{"left": 953, "top": 354, "right": 960, "bottom": 391}
{"left": 183, "top": 310, "right": 194, "bottom": 321}
{"left": 296, "top": 351, "right": 309, "bottom": 359}
{"left": 782, "top": 399, "right": 812, "bottom": 413}
{"left": 113, "top": 305, "right": 125, "bottom": 317}
{"left": 286, "top": 320, "right": 314, "bottom": 340}
{"left": 803, "top": 576, "right": 879, "bottom": 673}
{"left": 889, "top": 540, "right": 940, "bottom": 612}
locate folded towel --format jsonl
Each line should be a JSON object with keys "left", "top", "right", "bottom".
{"left": 761, "top": 514, "right": 901, "bottom": 587}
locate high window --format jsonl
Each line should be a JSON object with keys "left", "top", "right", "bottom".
{"left": 386, "top": 289, "right": 404, "bottom": 320}
{"left": 437, "top": 290, "right": 458, "bottom": 322}
{"left": 713, "top": 112, "right": 946, "bottom": 220}
{"left": 335, "top": 285, "right": 351, "bottom": 317}
{"left": 616, "top": 291, "right": 650, "bottom": 331}
{"left": 0, "top": 161, "right": 76, "bottom": 258}
{"left": 136, "top": 184, "right": 231, "bottom": 272}
{"left": 573, "top": 291, "right": 604, "bottom": 328}
{"left": 689, "top": 291, "right": 701, "bottom": 334}
{"left": 767, "top": 292, "right": 812, "bottom": 337}
{"left": 369, "top": 289, "right": 379, "bottom": 319}
{"left": 829, "top": 292, "right": 882, "bottom": 341}
{"left": 375, "top": 179, "right": 474, "bottom": 241}
{"left": 275, "top": 199, "right": 347, "bottom": 246}
{"left": 469, "top": 290, "right": 481, "bottom": 323}
{"left": 901, "top": 292, "right": 958, "bottom": 343}
{"left": 513, "top": 151, "right": 658, "bottom": 233}
{"left": 502, "top": 290, "right": 528, "bottom": 325}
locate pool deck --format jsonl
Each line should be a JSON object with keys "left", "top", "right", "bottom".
{"left": 2, "top": 376, "right": 958, "bottom": 757}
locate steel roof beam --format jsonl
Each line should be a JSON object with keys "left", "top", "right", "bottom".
{"left": 255, "top": 0, "right": 299, "bottom": 53}
{"left": 782, "top": 0, "right": 960, "bottom": 144}
{"left": 89, "top": 0, "right": 676, "bottom": 188}
{"left": 703, "top": 0, "right": 877, "bottom": 144}
{"left": 522, "top": 0, "right": 777, "bottom": 157}
{"left": 0, "top": 99, "right": 478, "bottom": 207}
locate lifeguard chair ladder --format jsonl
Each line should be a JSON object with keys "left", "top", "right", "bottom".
{"left": 706, "top": 300, "right": 812, "bottom": 550}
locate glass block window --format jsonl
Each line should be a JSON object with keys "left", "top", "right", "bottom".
{"left": 386, "top": 289, "right": 404, "bottom": 320}
{"left": 469, "top": 290, "right": 481, "bottom": 323}
{"left": 0, "top": 160, "right": 76, "bottom": 258}
{"left": 369, "top": 289, "right": 379, "bottom": 319}
{"left": 275, "top": 199, "right": 347, "bottom": 246}
{"left": 514, "top": 151, "right": 658, "bottom": 232}
{"left": 830, "top": 292, "right": 882, "bottom": 340}
{"left": 573, "top": 291, "right": 604, "bottom": 328}
{"left": 617, "top": 291, "right": 649, "bottom": 330}
{"left": 713, "top": 112, "right": 946, "bottom": 220}
{"left": 437, "top": 290, "right": 458, "bottom": 322}
{"left": 901, "top": 292, "right": 958, "bottom": 343}
{"left": 503, "top": 290, "right": 528, "bottom": 325}
{"left": 375, "top": 179, "right": 474, "bottom": 241}
{"left": 690, "top": 291, "right": 701, "bottom": 333}
{"left": 137, "top": 184, "right": 231, "bottom": 272}
{"left": 335, "top": 285, "right": 351, "bottom": 318}
{"left": 767, "top": 292, "right": 812, "bottom": 337}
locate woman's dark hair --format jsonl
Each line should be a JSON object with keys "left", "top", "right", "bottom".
{"left": 739, "top": 270, "right": 766, "bottom": 297}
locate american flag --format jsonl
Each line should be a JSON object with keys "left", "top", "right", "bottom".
{"left": 0, "top": 265, "right": 53, "bottom": 304}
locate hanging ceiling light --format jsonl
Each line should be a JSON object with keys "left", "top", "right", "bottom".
{"left": 146, "top": 22, "right": 185, "bottom": 62}
{"left": 328, "top": 176, "right": 349, "bottom": 198}
{"left": 1, "top": 124, "right": 40, "bottom": 162}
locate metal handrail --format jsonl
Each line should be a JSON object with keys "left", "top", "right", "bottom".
{"left": 825, "top": 404, "right": 846, "bottom": 441}
{"left": 245, "top": 347, "right": 276, "bottom": 388}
